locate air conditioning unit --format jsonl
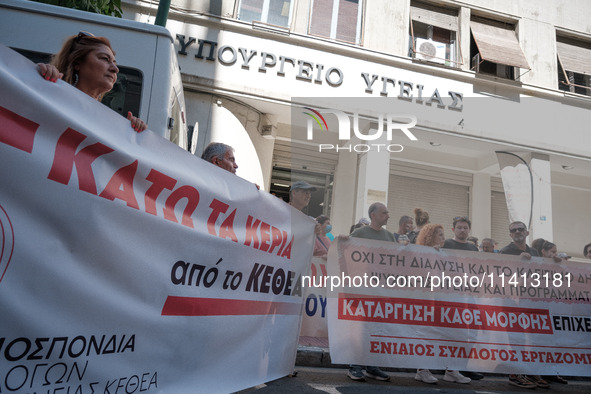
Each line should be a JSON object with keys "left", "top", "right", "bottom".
{"left": 415, "top": 38, "right": 447, "bottom": 65}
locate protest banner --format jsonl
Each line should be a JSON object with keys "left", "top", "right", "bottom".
{"left": 0, "top": 45, "right": 315, "bottom": 393}
{"left": 300, "top": 257, "right": 329, "bottom": 338}
{"left": 326, "top": 238, "right": 591, "bottom": 376}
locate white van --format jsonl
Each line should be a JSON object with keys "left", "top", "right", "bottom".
{"left": 0, "top": 0, "right": 188, "bottom": 149}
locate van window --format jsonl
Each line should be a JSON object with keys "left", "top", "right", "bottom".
{"left": 101, "top": 68, "right": 142, "bottom": 119}
{"left": 12, "top": 47, "right": 142, "bottom": 118}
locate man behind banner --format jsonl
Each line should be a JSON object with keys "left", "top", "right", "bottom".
{"left": 289, "top": 180, "right": 316, "bottom": 212}
{"left": 442, "top": 216, "right": 483, "bottom": 382}
{"left": 500, "top": 221, "right": 539, "bottom": 259}
{"left": 202, "top": 142, "right": 260, "bottom": 189}
{"left": 347, "top": 202, "right": 394, "bottom": 382}
{"left": 443, "top": 216, "right": 479, "bottom": 252}
{"left": 500, "top": 221, "right": 544, "bottom": 389}
{"left": 481, "top": 238, "right": 496, "bottom": 253}
{"left": 202, "top": 142, "right": 238, "bottom": 174}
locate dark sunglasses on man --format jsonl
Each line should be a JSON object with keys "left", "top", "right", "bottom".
{"left": 510, "top": 227, "right": 526, "bottom": 233}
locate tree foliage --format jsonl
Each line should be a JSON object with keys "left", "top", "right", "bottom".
{"left": 33, "top": 0, "right": 123, "bottom": 18}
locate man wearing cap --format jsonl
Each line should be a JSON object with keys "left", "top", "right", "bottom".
{"left": 287, "top": 180, "right": 316, "bottom": 379}
{"left": 289, "top": 181, "right": 316, "bottom": 212}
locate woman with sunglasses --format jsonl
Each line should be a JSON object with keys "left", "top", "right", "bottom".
{"left": 37, "top": 31, "right": 147, "bottom": 132}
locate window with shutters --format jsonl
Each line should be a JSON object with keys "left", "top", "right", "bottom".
{"left": 309, "top": 0, "right": 363, "bottom": 45}
{"left": 237, "top": 0, "right": 293, "bottom": 28}
{"left": 469, "top": 16, "right": 530, "bottom": 80}
{"left": 556, "top": 36, "right": 591, "bottom": 96}
{"left": 409, "top": 2, "right": 460, "bottom": 67}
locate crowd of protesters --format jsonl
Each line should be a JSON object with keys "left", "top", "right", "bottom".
{"left": 337, "top": 203, "right": 587, "bottom": 388}
{"left": 198, "top": 142, "right": 588, "bottom": 388}
{"left": 200, "top": 138, "right": 587, "bottom": 389}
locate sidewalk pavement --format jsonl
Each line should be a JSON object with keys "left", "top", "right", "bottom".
{"left": 243, "top": 366, "right": 591, "bottom": 393}
{"left": 296, "top": 336, "right": 333, "bottom": 368}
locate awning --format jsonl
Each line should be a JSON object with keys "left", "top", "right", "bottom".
{"left": 557, "top": 40, "right": 591, "bottom": 75}
{"left": 471, "top": 20, "right": 530, "bottom": 70}
{"left": 411, "top": 4, "right": 458, "bottom": 31}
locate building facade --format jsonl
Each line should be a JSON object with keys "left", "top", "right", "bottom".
{"left": 122, "top": 0, "right": 591, "bottom": 258}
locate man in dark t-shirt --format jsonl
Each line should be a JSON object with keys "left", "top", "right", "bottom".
{"left": 499, "top": 221, "right": 539, "bottom": 258}
{"left": 442, "top": 216, "right": 482, "bottom": 381}
{"left": 443, "top": 216, "right": 479, "bottom": 252}
{"left": 347, "top": 202, "right": 393, "bottom": 382}
{"left": 499, "top": 221, "right": 541, "bottom": 389}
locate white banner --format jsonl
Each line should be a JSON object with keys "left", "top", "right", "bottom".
{"left": 327, "top": 238, "right": 591, "bottom": 376}
{"left": 0, "top": 45, "right": 315, "bottom": 393}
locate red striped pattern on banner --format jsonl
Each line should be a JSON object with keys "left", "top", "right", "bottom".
{"left": 0, "top": 106, "right": 39, "bottom": 153}
{"left": 161, "top": 296, "right": 301, "bottom": 316}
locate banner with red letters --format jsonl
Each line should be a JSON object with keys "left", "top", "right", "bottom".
{"left": 326, "top": 238, "right": 591, "bottom": 376}
{"left": 0, "top": 45, "right": 315, "bottom": 393}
